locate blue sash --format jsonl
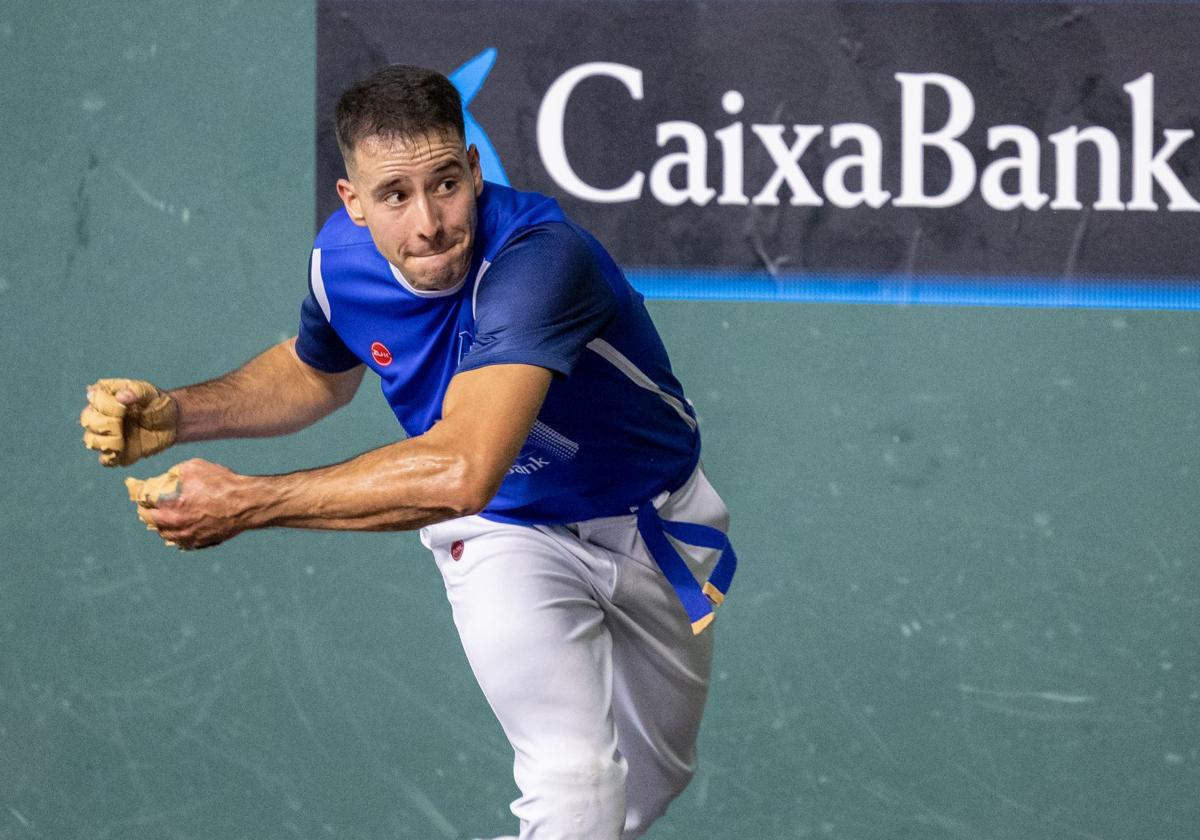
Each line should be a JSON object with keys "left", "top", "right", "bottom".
{"left": 636, "top": 502, "right": 737, "bottom": 635}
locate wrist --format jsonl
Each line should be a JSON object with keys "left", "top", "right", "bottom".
{"left": 233, "top": 473, "right": 280, "bottom": 531}
{"left": 167, "top": 388, "right": 199, "bottom": 444}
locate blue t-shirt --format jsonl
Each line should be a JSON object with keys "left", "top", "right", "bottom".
{"left": 296, "top": 182, "right": 700, "bottom": 524}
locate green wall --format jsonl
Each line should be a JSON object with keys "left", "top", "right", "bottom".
{"left": 2, "top": 3, "right": 1197, "bottom": 839}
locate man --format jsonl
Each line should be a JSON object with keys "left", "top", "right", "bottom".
{"left": 80, "top": 64, "right": 735, "bottom": 840}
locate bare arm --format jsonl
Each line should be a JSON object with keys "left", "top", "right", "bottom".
{"left": 171, "top": 337, "right": 365, "bottom": 442}
{"left": 143, "top": 363, "right": 553, "bottom": 547}
{"left": 82, "top": 337, "right": 364, "bottom": 466}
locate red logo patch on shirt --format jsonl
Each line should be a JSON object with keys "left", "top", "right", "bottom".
{"left": 370, "top": 341, "right": 393, "bottom": 366}
{"left": 450, "top": 540, "right": 465, "bottom": 561}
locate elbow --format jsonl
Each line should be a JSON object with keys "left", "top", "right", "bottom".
{"left": 445, "top": 482, "right": 493, "bottom": 519}
{"left": 442, "top": 455, "right": 501, "bottom": 518}
{"left": 453, "top": 496, "right": 489, "bottom": 519}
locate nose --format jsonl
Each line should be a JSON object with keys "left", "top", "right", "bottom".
{"left": 412, "top": 193, "right": 443, "bottom": 243}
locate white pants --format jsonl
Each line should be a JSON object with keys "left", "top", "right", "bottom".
{"left": 420, "top": 467, "right": 729, "bottom": 840}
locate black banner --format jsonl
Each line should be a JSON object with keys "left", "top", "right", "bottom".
{"left": 317, "top": 1, "right": 1200, "bottom": 308}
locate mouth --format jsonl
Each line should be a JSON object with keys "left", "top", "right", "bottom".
{"left": 411, "top": 246, "right": 451, "bottom": 259}
{"left": 407, "top": 240, "right": 460, "bottom": 261}
{"left": 398, "top": 240, "right": 471, "bottom": 291}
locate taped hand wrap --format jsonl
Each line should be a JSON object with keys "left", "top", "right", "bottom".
{"left": 125, "top": 464, "right": 183, "bottom": 547}
{"left": 81, "top": 378, "right": 178, "bottom": 466}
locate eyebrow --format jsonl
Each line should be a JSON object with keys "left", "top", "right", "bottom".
{"left": 371, "top": 160, "right": 465, "bottom": 200}
{"left": 372, "top": 178, "right": 408, "bottom": 201}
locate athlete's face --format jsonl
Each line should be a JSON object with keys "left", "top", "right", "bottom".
{"left": 337, "top": 130, "right": 484, "bottom": 292}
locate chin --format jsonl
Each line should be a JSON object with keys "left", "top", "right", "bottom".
{"left": 423, "top": 274, "right": 461, "bottom": 291}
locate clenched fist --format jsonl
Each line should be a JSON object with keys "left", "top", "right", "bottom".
{"left": 127, "top": 459, "right": 250, "bottom": 550}
{"left": 81, "top": 378, "right": 178, "bottom": 466}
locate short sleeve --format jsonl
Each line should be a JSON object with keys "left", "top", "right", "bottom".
{"left": 457, "top": 223, "right": 619, "bottom": 377}
{"left": 295, "top": 271, "right": 361, "bottom": 374}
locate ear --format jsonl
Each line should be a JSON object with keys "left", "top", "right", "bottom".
{"left": 336, "top": 177, "right": 368, "bottom": 227}
{"left": 467, "top": 144, "right": 484, "bottom": 197}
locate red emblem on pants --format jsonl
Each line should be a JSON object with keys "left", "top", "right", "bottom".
{"left": 450, "top": 540, "right": 465, "bottom": 561}
{"left": 370, "top": 341, "right": 393, "bottom": 366}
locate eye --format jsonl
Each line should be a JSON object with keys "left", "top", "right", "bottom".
{"left": 436, "top": 177, "right": 458, "bottom": 194}
{"left": 383, "top": 191, "right": 406, "bottom": 206}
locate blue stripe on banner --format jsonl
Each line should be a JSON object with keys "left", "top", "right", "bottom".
{"left": 626, "top": 269, "right": 1200, "bottom": 311}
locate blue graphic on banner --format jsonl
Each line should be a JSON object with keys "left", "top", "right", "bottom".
{"left": 449, "top": 48, "right": 509, "bottom": 186}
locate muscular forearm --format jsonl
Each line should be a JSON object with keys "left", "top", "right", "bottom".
{"left": 233, "top": 428, "right": 488, "bottom": 532}
{"left": 137, "top": 365, "right": 549, "bottom": 550}
{"left": 171, "top": 339, "right": 362, "bottom": 443}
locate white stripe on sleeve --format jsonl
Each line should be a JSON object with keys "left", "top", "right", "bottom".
{"left": 470, "top": 259, "right": 492, "bottom": 320}
{"left": 310, "top": 248, "right": 331, "bottom": 321}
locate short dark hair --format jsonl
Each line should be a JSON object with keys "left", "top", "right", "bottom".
{"left": 335, "top": 65, "right": 464, "bottom": 166}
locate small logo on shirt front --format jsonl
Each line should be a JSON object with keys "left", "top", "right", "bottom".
{"left": 450, "top": 540, "right": 465, "bottom": 561}
{"left": 370, "top": 342, "right": 393, "bottom": 366}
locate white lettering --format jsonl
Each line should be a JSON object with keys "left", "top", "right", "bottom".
{"left": 1124, "top": 72, "right": 1200, "bottom": 211}
{"left": 980, "top": 125, "right": 1049, "bottom": 211}
{"left": 715, "top": 90, "right": 748, "bottom": 205}
{"left": 823, "top": 123, "right": 891, "bottom": 209}
{"left": 750, "top": 124, "right": 823, "bottom": 206}
{"left": 650, "top": 121, "right": 716, "bottom": 206}
{"left": 532, "top": 66, "right": 1195, "bottom": 214}
{"left": 508, "top": 455, "right": 551, "bottom": 476}
{"left": 1049, "top": 125, "right": 1124, "bottom": 210}
{"left": 894, "top": 72, "right": 976, "bottom": 208}
{"left": 537, "top": 62, "right": 645, "bottom": 203}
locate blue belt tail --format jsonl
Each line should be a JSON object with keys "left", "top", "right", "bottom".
{"left": 635, "top": 502, "right": 737, "bottom": 635}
